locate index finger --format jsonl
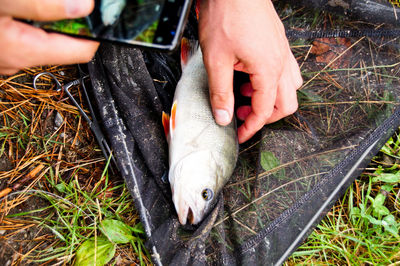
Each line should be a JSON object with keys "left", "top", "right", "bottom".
{"left": 203, "top": 50, "right": 235, "bottom": 126}
{"left": 0, "top": 18, "right": 98, "bottom": 70}
{"left": 237, "top": 73, "right": 277, "bottom": 143}
{"left": 0, "top": 0, "right": 94, "bottom": 20}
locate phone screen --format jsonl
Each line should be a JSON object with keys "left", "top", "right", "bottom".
{"left": 30, "top": 0, "right": 191, "bottom": 50}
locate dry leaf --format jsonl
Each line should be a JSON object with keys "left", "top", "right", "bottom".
{"left": 310, "top": 37, "right": 352, "bottom": 69}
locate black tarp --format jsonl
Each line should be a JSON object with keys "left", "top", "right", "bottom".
{"left": 87, "top": 2, "right": 400, "bottom": 265}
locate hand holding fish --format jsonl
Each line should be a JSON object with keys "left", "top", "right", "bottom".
{"left": 198, "top": 0, "right": 303, "bottom": 143}
{"left": 0, "top": 0, "right": 98, "bottom": 75}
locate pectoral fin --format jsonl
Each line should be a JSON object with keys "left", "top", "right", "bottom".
{"left": 171, "top": 101, "right": 177, "bottom": 132}
{"left": 162, "top": 101, "right": 178, "bottom": 140}
{"left": 162, "top": 112, "right": 170, "bottom": 138}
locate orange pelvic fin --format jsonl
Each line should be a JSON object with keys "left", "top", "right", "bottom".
{"left": 171, "top": 101, "right": 177, "bottom": 132}
{"left": 162, "top": 111, "right": 170, "bottom": 138}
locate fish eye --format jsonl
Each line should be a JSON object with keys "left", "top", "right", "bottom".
{"left": 201, "top": 188, "right": 213, "bottom": 201}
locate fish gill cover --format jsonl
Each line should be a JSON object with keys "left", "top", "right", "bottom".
{"left": 86, "top": 1, "right": 400, "bottom": 265}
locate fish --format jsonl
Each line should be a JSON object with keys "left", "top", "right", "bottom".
{"left": 100, "top": 0, "right": 127, "bottom": 26}
{"left": 162, "top": 38, "right": 238, "bottom": 225}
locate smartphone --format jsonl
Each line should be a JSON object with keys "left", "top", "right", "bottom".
{"left": 24, "top": 0, "right": 193, "bottom": 52}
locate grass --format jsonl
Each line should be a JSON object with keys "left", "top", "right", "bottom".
{"left": 280, "top": 5, "right": 400, "bottom": 264}
{"left": 0, "top": 66, "right": 399, "bottom": 265}
{"left": 0, "top": 6, "right": 399, "bottom": 264}
{"left": 0, "top": 66, "right": 149, "bottom": 265}
{"left": 286, "top": 136, "right": 400, "bottom": 265}
{"left": 2, "top": 68, "right": 400, "bottom": 264}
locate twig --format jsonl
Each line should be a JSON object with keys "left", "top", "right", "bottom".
{"left": 301, "top": 37, "right": 365, "bottom": 90}
{"left": 216, "top": 172, "right": 329, "bottom": 227}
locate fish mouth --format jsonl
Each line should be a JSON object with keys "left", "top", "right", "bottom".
{"left": 187, "top": 207, "right": 195, "bottom": 225}
{"left": 177, "top": 204, "right": 197, "bottom": 225}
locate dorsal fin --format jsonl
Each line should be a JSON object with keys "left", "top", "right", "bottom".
{"left": 195, "top": 0, "right": 201, "bottom": 20}
{"left": 180, "top": 37, "right": 198, "bottom": 71}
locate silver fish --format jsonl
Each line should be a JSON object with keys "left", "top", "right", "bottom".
{"left": 162, "top": 39, "right": 238, "bottom": 225}
{"left": 100, "top": 0, "right": 126, "bottom": 26}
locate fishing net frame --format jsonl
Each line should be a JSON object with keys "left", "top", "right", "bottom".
{"left": 85, "top": 1, "right": 400, "bottom": 265}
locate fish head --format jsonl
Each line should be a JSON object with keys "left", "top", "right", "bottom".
{"left": 170, "top": 151, "right": 223, "bottom": 225}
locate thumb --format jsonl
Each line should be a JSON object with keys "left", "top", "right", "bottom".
{"left": 0, "top": 0, "right": 94, "bottom": 21}
{"left": 204, "top": 54, "right": 235, "bottom": 126}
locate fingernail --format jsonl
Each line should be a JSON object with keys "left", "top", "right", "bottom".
{"left": 214, "top": 109, "right": 231, "bottom": 126}
{"left": 65, "top": 0, "right": 92, "bottom": 18}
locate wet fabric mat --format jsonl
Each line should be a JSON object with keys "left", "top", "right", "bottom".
{"left": 87, "top": 4, "right": 400, "bottom": 265}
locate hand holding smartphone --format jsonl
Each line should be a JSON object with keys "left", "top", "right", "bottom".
{"left": 24, "top": 0, "right": 192, "bottom": 52}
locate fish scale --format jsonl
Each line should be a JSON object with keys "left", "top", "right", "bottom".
{"left": 163, "top": 40, "right": 238, "bottom": 225}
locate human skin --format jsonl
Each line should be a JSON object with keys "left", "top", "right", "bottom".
{"left": 0, "top": 0, "right": 99, "bottom": 75}
{"left": 0, "top": 0, "right": 301, "bottom": 144}
{"left": 199, "top": 0, "right": 303, "bottom": 143}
